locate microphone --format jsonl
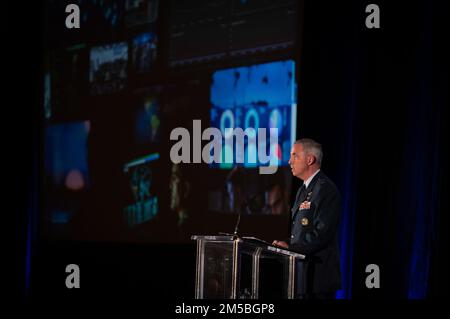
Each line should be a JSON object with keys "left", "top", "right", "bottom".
{"left": 232, "top": 199, "right": 252, "bottom": 238}
{"left": 219, "top": 196, "right": 254, "bottom": 239}
{"left": 233, "top": 212, "right": 241, "bottom": 238}
{"left": 217, "top": 209, "right": 243, "bottom": 238}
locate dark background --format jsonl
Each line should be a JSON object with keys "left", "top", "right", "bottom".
{"left": 8, "top": 0, "right": 449, "bottom": 304}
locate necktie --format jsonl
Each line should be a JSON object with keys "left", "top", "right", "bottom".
{"left": 298, "top": 184, "right": 306, "bottom": 202}
{"left": 291, "top": 184, "right": 306, "bottom": 221}
{"left": 292, "top": 184, "right": 306, "bottom": 211}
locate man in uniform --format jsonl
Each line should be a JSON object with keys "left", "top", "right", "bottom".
{"left": 272, "top": 138, "right": 342, "bottom": 299}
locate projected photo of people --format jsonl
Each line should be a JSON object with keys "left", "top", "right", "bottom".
{"left": 132, "top": 32, "right": 157, "bottom": 74}
{"left": 125, "top": 0, "right": 159, "bottom": 27}
{"left": 123, "top": 153, "right": 160, "bottom": 227}
{"left": 77, "top": 0, "right": 123, "bottom": 38}
{"left": 208, "top": 60, "right": 296, "bottom": 215}
{"left": 133, "top": 89, "right": 161, "bottom": 150}
{"left": 44, "top": 121, "right": 91, "bottom": 237}
{"left": 169, "top": 163, "right": 191, "bottom": 227}
{"left": 89, "top": 42, "right": 128, "bottom": 95}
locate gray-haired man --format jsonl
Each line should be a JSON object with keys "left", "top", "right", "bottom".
{"left": 273, "top": 138, "right": 342, "bottom": 299}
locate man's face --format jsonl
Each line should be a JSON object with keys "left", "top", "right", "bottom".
{"left": 288, "top": 144, "right": 309, "bottom": 180}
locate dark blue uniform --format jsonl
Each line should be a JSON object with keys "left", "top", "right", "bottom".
{"left": 288, "top": 170, "right": 342, "bottom": 295}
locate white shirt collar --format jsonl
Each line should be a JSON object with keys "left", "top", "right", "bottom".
{"left": 304, "top": 169, "right": 320, "bottom": 189}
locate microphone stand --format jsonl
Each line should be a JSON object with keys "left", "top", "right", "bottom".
{"left": 233, "top": 212, "right": 241, "bottom": 239}
{"left": 219, "top": 199, "right": 252, "bottom": 239}
{"left": 233, "top": 200, "right": 252, "bottom": 239}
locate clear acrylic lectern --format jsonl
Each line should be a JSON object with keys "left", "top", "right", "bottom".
{"left": 191, "top": 235, "right": 305, "bottom": 299}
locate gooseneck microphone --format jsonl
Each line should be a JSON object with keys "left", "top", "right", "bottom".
{"left": 233, "top": 212, "right": 241, "bottom": 238}
{"left": 219, "top": 198, "right": 253, "bottom": 239}
{"left": 232, "top": 199, "right": 252, "bottom": 238}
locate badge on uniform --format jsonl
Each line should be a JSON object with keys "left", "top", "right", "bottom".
{"left": 299, "top": 201, "right": 311, "bottom": 210}
{"left": 301, "top": 217, "right": 309, "bottom": 226}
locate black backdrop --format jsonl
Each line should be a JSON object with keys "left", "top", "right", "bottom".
{"left": 9, "top": 0, "right": 449, "bottom": 303}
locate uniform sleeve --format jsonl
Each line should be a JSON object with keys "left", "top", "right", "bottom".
{"left": 288, "top": 184, "right": 341, "bottom": 255}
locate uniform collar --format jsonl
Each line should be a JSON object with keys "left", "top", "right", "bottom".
{"left": 304, "top": 169, "right": 321, "bottom": 189}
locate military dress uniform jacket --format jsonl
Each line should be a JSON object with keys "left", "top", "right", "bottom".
{"left": 288, "top": 170, "right": 342, "bottom": 294}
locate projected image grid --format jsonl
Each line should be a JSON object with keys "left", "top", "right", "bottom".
{"left": 43, "top": 0, "right": 299, "bottom": 242}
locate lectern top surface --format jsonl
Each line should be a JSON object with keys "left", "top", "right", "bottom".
{"left": 191, "top": 235, "right": 305, "bottom": 259}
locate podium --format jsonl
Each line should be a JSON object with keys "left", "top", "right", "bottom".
{"left": 191, "top": 235, "right": 305, "bottom": 299}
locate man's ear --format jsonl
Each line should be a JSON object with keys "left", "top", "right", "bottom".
{"left": 308, "top": 155, "right": 316, "bottom": 166}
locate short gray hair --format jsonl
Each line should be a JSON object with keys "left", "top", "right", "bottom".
{"left": 294, "top": 138, "right": 323, "bottom": 166}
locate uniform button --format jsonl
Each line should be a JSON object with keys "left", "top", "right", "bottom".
{"left": 291, "top": 235, "right": 294, "bottom": 238}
